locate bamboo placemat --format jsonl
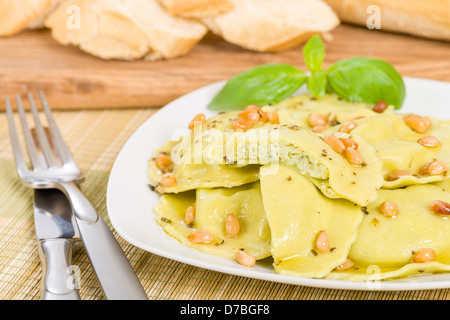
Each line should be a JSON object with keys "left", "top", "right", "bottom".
{"left": 0, "top": 108, "right": 449, "bottom": 300}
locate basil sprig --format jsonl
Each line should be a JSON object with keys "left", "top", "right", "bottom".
{"left": 208, "top": 35, "right": 405, "bottom": 111}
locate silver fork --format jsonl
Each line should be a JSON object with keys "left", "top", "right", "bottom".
{"left": 6, "top": 92, "right": 148, "bottom": 300}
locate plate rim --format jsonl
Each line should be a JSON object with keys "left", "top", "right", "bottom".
{"left": 106, "top": 76, "right": 450, "bottom": 291}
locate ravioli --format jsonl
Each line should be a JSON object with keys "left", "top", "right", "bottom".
{"left": 149, "top": 92, "right": 450, "bottom": 282}
{"left": 434, "top": 178, "right": 450, "bottom": 192}
{"left": 153, "top": 182, "right": 271, "bottom": 260}
{"left": 148, "top": 109, "right": 272, "bottom": 193}
{"left": 176, "top": 124, "right": 384, "bottom": 206}
{"left": 326, "top": 261, "right": 450, "bottom": 282}
{"left": 325, "top": 114, "right": 450, "bottom": 188}
{"left": 260, "top": 165, "right": 363, "bottom": 278}
{"left": 148, "top": 140, "right": 260, "bottom": 194}
{"left": 326, "top": 183, "right": 450, "bottom": 281}
{"left": 269, "top": 94, "right": 392, "bottom": 129}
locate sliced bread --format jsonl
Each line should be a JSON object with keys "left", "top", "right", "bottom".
{"left": 324, "top": 0, "right": 450, "bottom": 41}
{"left": 202, "top": 0, "right": 340, "bottom": 52}
{"left": 45, "top": 0, "right": 208, "bottom": 60}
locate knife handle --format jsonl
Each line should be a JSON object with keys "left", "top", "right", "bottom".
{"left": 74, "top": 216, "right": 148, "bottom": 300}
{"left": 38, "top": 239, "right": 81, "bottom": 300}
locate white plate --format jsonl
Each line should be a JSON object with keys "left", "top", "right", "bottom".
{"left": 107, "top": 77, "right": 450, "bottom": 291}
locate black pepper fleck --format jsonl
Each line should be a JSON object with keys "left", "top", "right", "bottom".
{"left": 161, "top": 217, "right": 172, "bottom": 223}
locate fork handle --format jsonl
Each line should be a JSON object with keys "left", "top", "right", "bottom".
{"left": 59, "top": 181, "right": 99, "bottom": 224}
{"left": 74, "top": 215, "right": 148, "bottom": 300}
{"left": 38, "top": 239, "right": 81, "bottom": 300}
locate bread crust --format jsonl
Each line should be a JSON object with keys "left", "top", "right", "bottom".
{"left": 0, "top": 0, "right": 53, "bottom": 36}
{"left": 324, "top": 0, "right": 450, "bottom": 41}
{"left": 157, "top": 0, "right": 233, "bottom": 18}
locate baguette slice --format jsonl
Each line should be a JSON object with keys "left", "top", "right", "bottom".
{"left": 324, "top": 0, "right": 450, "bottom": 41}
{"left": 127, "top": 0, "right": 208, "bottom": 59}
{"left": 157, "top": 0, "right": 234, "bottom": 18}
{"left": 28, "top": 0, "right": 64, "bottom": 30}
{"left": 45, "top": 0, "right": 207, "bottom": 60}
{"left": 0, "top": 0, "right": 53, "bottom": 36}
{"left": 203, "top": 0, "right": 340, "bottom": 52}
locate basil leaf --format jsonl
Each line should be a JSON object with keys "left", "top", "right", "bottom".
{"left": 303, "top": 35, "right": 325, "bottom": 72}
{"left": 327, "top": 57, "right": 406, "bottom": 109}
{"left": 303, "top": 35, "right": 327, "bottom": 97}
{"left": 208, "top": 64, "right": 306, "bottom": 111}
{"left": 307, "top": 70, "right": 327, "bottom": 97}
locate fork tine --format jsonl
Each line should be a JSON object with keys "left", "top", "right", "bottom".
{"left": 15, "top": 95, "right": 48, "bottom": 170}
{"left": 27, "top": 93, "right": 59, "bottom": 168}
{"left": 38, "top": 91, "right": 76, "bottom": 165}
{"left": 5, "top": 96, "right": 30, "bottom": 174}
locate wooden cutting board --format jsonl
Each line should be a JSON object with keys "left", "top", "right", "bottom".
{"left": 0, "top": 24, "right": 449, "bottom": 110}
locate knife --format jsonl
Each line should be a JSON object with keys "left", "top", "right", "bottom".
{"left": 34, "top": 188, "right": 82, "bottom": 300}
{"left": 31, "top": 128, "right": 148, "bottom": 300}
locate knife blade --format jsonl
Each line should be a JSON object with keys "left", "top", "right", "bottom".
{"left": 34, "top": 188, "right": 81, "bottom": 300}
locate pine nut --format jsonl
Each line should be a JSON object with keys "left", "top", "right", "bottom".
{"left": 339, "top": 121, "right": 358, "bottom": 133}
{"left": 417, "top": 136, "right": 440, "bottom": 147}
{"left": 373, "top": 100, "right": 388, "bottom": 113}
{"left": 323, "top": 134, "right": 345, "bottom": 154}
{"left": 344, "top": 147, "right": 364, "bottom": 166}
{"left": 308, "top": 114, "right": 328, "bottom": 127}
{"left": 188, "top": 230, "right": 214, "bottom": 244}
{"left": 239, "top": 108, "right": 261, "bottom": 124}
{"left": 403, "top": 114, "right": 431, "bottom": 133}
{"left": 413, "top": 248, "right": 436, "bottom": 263}
{"left": 232, "top": 119, "right": 252, "bottom": 132}
{"left": 240, "top": 105, "right": 268, "bottom": 124}
{"left": 184, "top": 205, "right": 196, "bottom": 224}
{"left": 430, "top": 200, "right": 450, "bottom": 216}
{"left": 311, "top": 125, "right": 326, "bottom": 133}
{"left": 160, "top": 173, "right": 177, "bottom": 187}
{"left": 189, "top": 113, "right": 206, "bottom": 130}
{"left": 225, "top": 214, "right": 240, "bottom": 237}
{"left": 422, "top": 116, "right": 432, "bottom": 128}
{"left": 316, "top": 230, "right": 329, "bottom": 252}
{"left": 235, "top": 249, "right": 256, "bottom": 267}
{"left": 335, "top": 258, "right": 354, "bottom": 270}
{"left": 266, "top": 110, "right": 280, "bottom": 124}
{"left": 386, "top": 170, "right": 412, "bottom": 181}
{"left": 380, "top": 201, "right": 398, "bottom": 217}
{"left": 420, "top": 161, "right": 448, "bottom": 176}
{"left": 155, "top": 152, "right": 172, "bottom": 170}
{"left": 339, "top": 138, "right": 358, "bottom": 150}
